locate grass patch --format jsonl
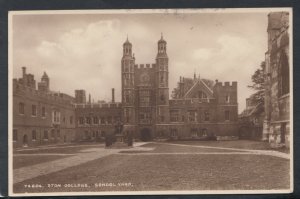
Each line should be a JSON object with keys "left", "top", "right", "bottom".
{"left": 14, "top": 153, "right": 290, "bottom": 193}
{"left": 13, "top": 155, "right": 73, "bottom": 169}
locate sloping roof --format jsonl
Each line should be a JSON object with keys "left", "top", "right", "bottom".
{"left": 239, "top": 102, "right": 264, "bottom": 118}
{"left": 42, "top": 72, "right": 49, "bottom": 79}
{"left": 184, "top": 79, "right": 213, "bottom": 98}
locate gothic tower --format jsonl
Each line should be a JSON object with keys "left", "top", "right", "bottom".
{"left": 38, "top": 71, "right": 50, "bottom": 92}
{"left": 156, "top": 34, "right": 170, "bottom": 125}
{"left": 121, "top": 37, "right": 136, "bottom": 129}
{"left": 41, "top": 72, "right": 49, "bottom": 91}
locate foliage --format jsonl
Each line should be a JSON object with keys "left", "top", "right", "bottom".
{"left": 248, "top": 61, "right": 266, "bottom": 105}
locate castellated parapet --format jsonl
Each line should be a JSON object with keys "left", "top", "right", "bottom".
{"left": 134, "top": 63, "right": 156, "bottom": 69}
{"left": 13, "top": 79, "right": 74, "bottom": 108}
{"left": 214, "top": 81, "right": 238, "bottom": 88}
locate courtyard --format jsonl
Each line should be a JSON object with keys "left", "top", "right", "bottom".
{"left": 12, "top": 140, "right": 290, "bottom": 193}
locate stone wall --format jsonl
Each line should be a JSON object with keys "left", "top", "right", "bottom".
{"left": 264, "top": 12, "right": 290, "bottom": 148}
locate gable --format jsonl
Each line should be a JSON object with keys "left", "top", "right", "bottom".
{"left": 184, "top": 80, "right": 213, "bottom": 99}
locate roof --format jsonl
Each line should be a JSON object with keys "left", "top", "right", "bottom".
{"left": 239, "top": 102, "right": 264, "bottom": 118}
{"left": 123, "top": 36, "right": 132, "bottom": 45}
{"left": 158, "top": 33, "right": 166, "bottom": 43}
{"left": 181, "top": 76, "right": 214, "bottom": 99}
{"left": 42, "top": 72, "right": 49, "bottom": 79}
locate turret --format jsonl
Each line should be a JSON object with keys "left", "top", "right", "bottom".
{"left": 123, "top": 35, "right": 133, "bottom": 58}
{"left": 121, "top": 36, "right": 135, "bottom": 125}
{"left": 157, "top": 33, "right": 168, "bottom": 58}
{"left": 38, "top": 71, "right": 49, "bottom": 92}
{"left": 75, "top": 90, "right": 86, "bottom": 104}
{"left": 41, "top": 72, "right": 49, "bottom": 90}
{"left": 156, "top": 33, "right": 169, "bottom": 123}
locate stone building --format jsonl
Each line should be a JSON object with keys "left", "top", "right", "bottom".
{"left": 168, "top": 77, "right": 239, "bottom": 140}
{"left": 121, "top": 35, "right": 170, "bottom": 140}
{"left": 263, "top": 12, "right": 290, "bottom": 147}
{"left": 12, "top": 35, "right": 239, "bottom": 147}
{"left": 13, "top": 67, "right": 76, "bottom": 148}
{"left": 74, "top": 89, "right": 122, "bottom": 142}
{"left": 239, "top": 98, "right": 264, "bottom": 140}
{"left": 120, "top": 35, "right": 239, "bottom": 141}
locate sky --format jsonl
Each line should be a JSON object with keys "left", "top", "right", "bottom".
{"left": 12, "top": 10, "right": 269, "bottom": 113}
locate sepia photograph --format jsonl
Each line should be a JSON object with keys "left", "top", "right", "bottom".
{"left": 8, "top": 8, "right": 293, "bottom": 196}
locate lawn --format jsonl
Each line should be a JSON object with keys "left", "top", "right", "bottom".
{"left": 13, "top": 155, "right": 73, "bottom": 169}
{"left": 13, "top": 152, "right": 290, "bottom": 193}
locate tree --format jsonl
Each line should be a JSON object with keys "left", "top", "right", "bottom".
{"left": 248, "top": 61, "right": 265, "bottom": 105}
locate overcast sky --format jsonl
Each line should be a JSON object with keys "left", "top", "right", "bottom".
{"left": 12, "top": 10, "right": 269, "bottom": 113}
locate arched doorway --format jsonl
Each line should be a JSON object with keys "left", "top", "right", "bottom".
{"left": 140, "top": 128, "right": 152, "bottom": 141}
{"left": 23, "top": 134, "right": 28, "bottom": 147}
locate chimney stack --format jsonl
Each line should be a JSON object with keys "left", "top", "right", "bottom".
{"left": 112, "top": 88, "right": 115, "bottom": 103}
{"left": 88, "top": 93, "right": 91, "bottom": 104}
{"left": 22, "top": 66, "right": 26, "bottom": 77}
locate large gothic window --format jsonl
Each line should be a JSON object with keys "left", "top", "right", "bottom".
{"left": 170, "top": 110, "right": 179, "bottom": 122}
{"left": 160, "top": 75, "right": 164, "bottom": 83}
{"left": 197, "top": 91, "right": 207, "bottom": 99}
{"left": 278, "top": 50, "right": 289, "bottom": 96}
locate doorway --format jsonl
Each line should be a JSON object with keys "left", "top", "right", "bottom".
{"left": 140, "top": 128, "right": 152, "bottom": 141}
{"left": 23, "top": 134, "right": 28, "bottom": 147}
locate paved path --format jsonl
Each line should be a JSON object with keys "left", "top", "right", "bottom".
{"left": 15, "top": 144, "right": 104, "bottom": 152}
{"left": 14, "top": 153, "right": 74, "bottom": 157}
{"left": 13, "top": 142, "right": 148, "bottom": 184}
{"left": 158, "top": 142, "right": 290, "bottom": 159}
